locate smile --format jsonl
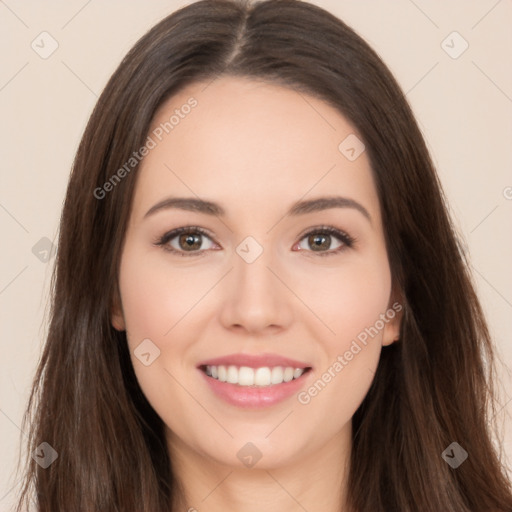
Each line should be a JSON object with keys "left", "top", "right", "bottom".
{"left": 201, "top": 364, "right": 311, "bottom": 387}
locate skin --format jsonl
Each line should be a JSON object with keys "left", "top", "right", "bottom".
{"left": 112, "top": 76, "right": 403, "bottom": 512}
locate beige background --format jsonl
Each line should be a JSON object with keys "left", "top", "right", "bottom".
{"left": 1, "top": 0, "right": 511, "bottom": 508}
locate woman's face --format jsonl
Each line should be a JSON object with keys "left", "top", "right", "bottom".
{"left": 112, "top": 76, "right": 402, "bottom": 470}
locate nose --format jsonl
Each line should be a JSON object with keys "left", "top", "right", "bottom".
{"left": 218, "top": 245, "right": 294, "bottom": 335}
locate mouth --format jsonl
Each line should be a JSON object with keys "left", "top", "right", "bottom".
{"left": 199, "top": 364, "right": 313, "bottom": 387}
{"left": 196, "top": 353, "right": 314, "bottom": 407}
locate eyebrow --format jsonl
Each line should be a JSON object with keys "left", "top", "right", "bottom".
{"left": 144, "top": 195, "right": 372, "bottom": 223}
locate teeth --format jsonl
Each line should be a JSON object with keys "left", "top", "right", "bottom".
{"left": 226, "top": 365, "right": 238, "bottom": 384}
{"left": 204, "top": 365, "right": 307, "bottom": 386}
{"left": 254, "top": 367, "right": 271, "bottom": 386}
{"left": 271, "top": 366, "right": 283, "bottom": 384}
{"left": 217, "top": 365, "right": 227, "bottom": 382}
{"left": 239, "top": 366, "right": 255, "bottom": 386}
{"left": 293, "top": 368, "right": 303, "bottom": 379}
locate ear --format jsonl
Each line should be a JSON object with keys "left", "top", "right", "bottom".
{"left": 110, "top": 286, "right": 126, "bottom": 331}
{"left": 382, "top": 283, "right": 404, "bottom": 347}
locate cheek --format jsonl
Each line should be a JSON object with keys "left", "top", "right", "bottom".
{"left": 118, "top": 248, "right": 208, "bottom": 347}
{"left": 295, "top": 254, "right": 391, "bottom": 406}
{"left": 117, "top": 248, "right": 208, "bottom": 425}
{"left": 117, "top": 245, "right": 224, "bottom": 399}
{"left": 299, "top": 254, "right": 392, "bottom": 345}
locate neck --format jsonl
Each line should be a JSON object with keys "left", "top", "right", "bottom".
{"left": 167, "top": 422, "right": 352, "bottom": 512}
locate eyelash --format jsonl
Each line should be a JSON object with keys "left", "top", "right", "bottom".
{"left": 154, "top": 225, "right": 356, "bottom": 258}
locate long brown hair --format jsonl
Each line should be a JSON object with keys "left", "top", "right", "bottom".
{"left": 15, "top": 0, "right": 512, "bottom": 510}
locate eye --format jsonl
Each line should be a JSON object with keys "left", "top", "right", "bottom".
{"left": 294, "top": 226, "right": 355, "bottom": 256}
{"left": 154, "top": 225, "right": 355, "bottom": 257}
{"left": 154, "top": 226, "right": 218, "bottom": 256}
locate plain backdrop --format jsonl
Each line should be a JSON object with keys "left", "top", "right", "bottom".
{"left": 1, "top": 0, "right": 511, "bottom": 508}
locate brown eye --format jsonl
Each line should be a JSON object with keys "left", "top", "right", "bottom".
{"left": 308, "top": 233, "right": 334, "bottom": 251}
{"left": 178, "top": 233, "right": 203, "bottom": 251}
{"left": 156, "top": 227, "right": 217, "bottom": 256}
{"left": 294, "top": 226, "right": 355, "bottom": 256}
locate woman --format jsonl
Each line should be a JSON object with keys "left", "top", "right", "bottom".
{"left": 15, "top": 0, "right": 512, "bottom": 510}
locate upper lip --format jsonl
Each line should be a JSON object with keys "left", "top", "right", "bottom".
{"left": 197, "top": 353, "right": 312, "bottom": 370}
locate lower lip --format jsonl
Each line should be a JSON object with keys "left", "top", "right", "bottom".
{"left": 199, "top": 369, "right": 312, "bottom": 408}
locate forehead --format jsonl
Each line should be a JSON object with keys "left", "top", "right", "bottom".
{"left": 132, "top": 76, "right": 380, "bottom": 223}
